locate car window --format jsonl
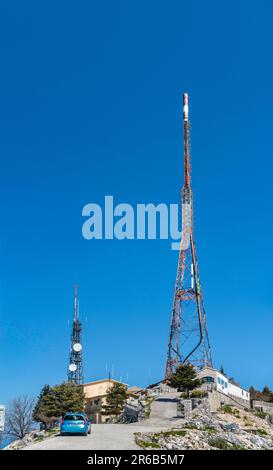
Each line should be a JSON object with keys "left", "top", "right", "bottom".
{"left": 64, "top": 415, "right": 85, "bottom": 421}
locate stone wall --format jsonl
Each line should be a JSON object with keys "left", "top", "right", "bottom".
{"left": 122, "top": 398, "right": 147, "bottom": 422}
{"left": 253, "top": 400, "right": 273, "bottom": 416}
{"left": 177, "top": 397, "right": 211, "bottom": 419}
{"left": 177, "top": 390, "right": 250, "bottom": 417}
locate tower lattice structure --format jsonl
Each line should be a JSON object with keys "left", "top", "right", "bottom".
{"left": 68, "top": 285, "right": 84, "bottom": 385}
{"left": 165, "top": 93, "right": 212, "bottom": 378}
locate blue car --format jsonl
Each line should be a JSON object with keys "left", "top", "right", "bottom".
{"left": 60, "top": 412, "right": 91, "bottom": 436}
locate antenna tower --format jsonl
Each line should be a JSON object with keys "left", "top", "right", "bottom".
{"left": 68, "top": 285, "right": 84, "bottom": 384}
{"left": 165, "top": 94, "right": 212, "bottom": 377}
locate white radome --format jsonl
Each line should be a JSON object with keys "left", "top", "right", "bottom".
{"left": 73, "top": 343, "right": 82, "bottom": 352}
{"left": 69, "top": 363, "right": 77, "bottom": 372}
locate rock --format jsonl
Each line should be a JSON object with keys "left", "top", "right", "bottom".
{"left": 220, "top": 423, "right": 240, "bottom": 433}
{"left": 249, "top": 435, "right": 273, "bottom": 450}
{"left": 223, "top": 432, "right": 243, "bottom": 446}
{"left": 135, "top": 407, "right": 273, "bottom": 451}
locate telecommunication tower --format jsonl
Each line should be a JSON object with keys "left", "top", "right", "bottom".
{"left": 165, "top": 94, "right": 212, "bottom": 377}
{"left": 68, "top": 285, "right": 84, "bottom": 384}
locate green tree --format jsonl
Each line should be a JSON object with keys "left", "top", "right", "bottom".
{"left": 166, "top": 363, "right": 202, "bottom": 397}
{"left": 101, "top": 382, "right": 127, "bottom": 416}
{"left": 33, "top": 382, "right": 85, "bottom": 424}
{"left": 32, "top": 385, "right": 55, "bottom": 429}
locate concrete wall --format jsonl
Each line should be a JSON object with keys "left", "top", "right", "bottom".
{"left": 253, "top": 400, "right": 273, "bottom": 416}
{"left": 208, "top": 390, "right": 251, "bottom": 411}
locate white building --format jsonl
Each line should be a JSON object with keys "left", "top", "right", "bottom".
{"left": 0, "top": 405, "right": 5, "bottom": 433}
{"left": 198, "top": 366, "right": 250, "bottom": 403}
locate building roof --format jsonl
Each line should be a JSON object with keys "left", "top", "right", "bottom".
{"left": 127, "top": 386, "right": 144, "bottom": 395}
{"left": 83, "top": 378, "right": 128, "bottom": 387}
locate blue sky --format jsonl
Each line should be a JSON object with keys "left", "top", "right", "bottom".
{"left": 1, "top": 0, "right": 273, "bottom": 405}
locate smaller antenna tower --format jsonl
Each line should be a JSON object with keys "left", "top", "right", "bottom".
{"left": 68, "top": 285, "right": 84, "bottom": 384}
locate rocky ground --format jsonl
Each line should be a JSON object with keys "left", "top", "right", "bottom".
{"left": 4, "top": 399, "right": 273, "bottom": 451}
{"left": 4, "top": 428, "right": 59, "bottom": 450}
{"left": 134, "top": 407, "right": 273, "bottom": 450}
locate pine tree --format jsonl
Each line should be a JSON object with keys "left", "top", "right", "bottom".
{"left": 101, "top": 382, "right": 127, "bottom": 416}
{"left": 33, "top": 382, "right": 85, "bottom": 425}
{"left": 166, "top": 363, "right": 202, "bottom": 397}
{"left": 32, "top": 384, "right": 54, "bottom": 428}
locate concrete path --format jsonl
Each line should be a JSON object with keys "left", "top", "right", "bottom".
{"left": 24, "top": 394, "right": 182, "bottom": 450}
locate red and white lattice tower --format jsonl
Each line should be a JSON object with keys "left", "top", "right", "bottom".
{"left": 165, "top": 93, "right": 212, "bottom": 377}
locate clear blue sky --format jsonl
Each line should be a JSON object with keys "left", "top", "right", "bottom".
{"left": 1, "top": 1, "right": 273, "bottom": 405}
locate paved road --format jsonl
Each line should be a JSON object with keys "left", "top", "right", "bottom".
{"left": 25, "top": 394, "right": 182, "bottom": 450}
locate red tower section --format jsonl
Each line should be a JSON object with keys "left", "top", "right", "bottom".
{"left": 165, "top": 94, "right": 212, "bottom": 377}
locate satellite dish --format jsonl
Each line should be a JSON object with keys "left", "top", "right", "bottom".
{"left": 69, "top": 363, "right": 77, "bottom": 372}
{"left": 73, "top": 343, "right": 82, "bottom": 352}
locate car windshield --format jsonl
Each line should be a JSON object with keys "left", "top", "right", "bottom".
{"left": 64, "top": 415, "right": 85, "bottom": 421}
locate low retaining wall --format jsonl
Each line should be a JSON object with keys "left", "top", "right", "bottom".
{"left": 209, "top": 390, "right": 250, "bottom": 411}
{"left": 177, "top": 398, "right": 211, "bottom": 419}
{"left": 252, "top": 400, "right": 273, "bottom": 416}
{"left": 177, "top": 391, "right": 250, "bottom": 418}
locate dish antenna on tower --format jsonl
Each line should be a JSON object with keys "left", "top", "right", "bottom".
{"left": 67, "top": 285, "right": 84, "bottom": 384}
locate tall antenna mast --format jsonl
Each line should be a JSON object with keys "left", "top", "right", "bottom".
{"left": 165, "top": 93, "right": 212, "bottom": 377}
{"left": 68, "top": 285, "right": 84, "bottom": 384}
{"left": 73, "top": 284, "right": 78, "bottom": 321}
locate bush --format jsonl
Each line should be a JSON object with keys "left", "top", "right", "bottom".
{"left": 134, "top": 433, "right": 161, "bottom": 449}
{"left": 145, "top": 398, "right": 154, "bottom": 418}
{"left": 163, "top": 430, "right": 187, "bottom": 437}
{"left": 222, "top": 405, "right": 233, "bottom": 414}
{"left": 209, "top": 437, "right": 244, "bottom": 450}
{"left": 190, "top": 390, "right": 208, "bottom": 398}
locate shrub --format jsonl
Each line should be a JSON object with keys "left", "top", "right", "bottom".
{"left": 209, "top": 437, "right": 244, "bottom": 450}
{"left": 190, "top": 390, "right": 208, "bottom": 398}
{"left": 222, "top": 405, "right": 233, "bottom": 414}
{"left": 145, "top": 398, "right": 154, "bottom": 418}
{"left": 135, "top": 438, "right": 160, "bottom": 449}
{"left": 163, "top": 430, "right": 187, "bottom": 437}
